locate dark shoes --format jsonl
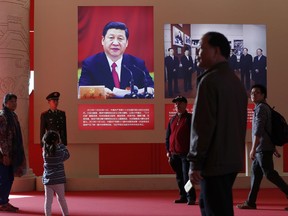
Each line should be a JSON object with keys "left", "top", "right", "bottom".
{"left": 174, "top": 198, "right": 187, "bottom": 204}
{"left": 174, "top": 198, "right": 196, "bottom": 205}
{"left": 8, "top": 203, "right": 19, "bottom": 211}
{"left": 238, "top": 201, "right": 288, "bottom": 210}
{"left": 187, "top": 200, "right": 196, "bottom": 205}
{"left": 0, "top": 203, "right": 19, "bottom": 212}
{"left": 236, "top": 201, "right": 256, "bottom": 210}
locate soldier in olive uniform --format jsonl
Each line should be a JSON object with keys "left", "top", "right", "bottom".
{"left": 40, "top": 92, "right": 67, "bottom": 146}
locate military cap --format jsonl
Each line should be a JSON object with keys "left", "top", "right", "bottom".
{"left": 46, "top": 92, "right": 60, "bottom": 100}
{"left": 172, "top": 95, "right": 187, "bottom": 103}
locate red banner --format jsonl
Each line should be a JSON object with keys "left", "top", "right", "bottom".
{"left": 165, "top": 103, "right": 254, "bottom": 129}
{"left": 247, "top": 103, "right": 255, "bottom": 129}
{"left": 79, "top": 104, "right": 154, "bottom": 130}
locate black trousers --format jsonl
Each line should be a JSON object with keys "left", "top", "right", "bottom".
{"left": 247, "top": 151, "right": 288, "bottom": 206}
{"left": 199, "top": 172, "right": 237, "bottom": 216}
{"left": 167, "top": 71, "right": 179, "bottom": 96}
{"left": 169, "top": 154, "right": 196, "bottom": 201}
{"left": 0, "top": 164, "right": 14, "bottom": 205}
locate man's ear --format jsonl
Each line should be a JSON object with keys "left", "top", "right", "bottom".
{"left": 101, "top": 36, "right": 105, "bottom": 45}
{"left": 214, "top": 46, "right": 221, "bottom": 56}
{"left": 214, "top": 46, "right": 225, "bottom": 60}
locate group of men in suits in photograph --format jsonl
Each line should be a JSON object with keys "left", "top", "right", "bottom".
{"left": 229, "top": 47, "right": 267, "bottom": 91}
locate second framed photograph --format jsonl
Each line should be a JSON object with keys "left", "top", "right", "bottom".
{"left": 173, "top": 26, "right": 184, "bottom": 47}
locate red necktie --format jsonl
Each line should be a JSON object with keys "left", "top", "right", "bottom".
{"left": 111, "top": 62, "right": 120, "bottom": 88}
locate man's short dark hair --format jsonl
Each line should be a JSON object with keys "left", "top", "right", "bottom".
{"left": 204, "top": 32, "right": 230, "bottom": 59}
{"left": 251, "top": 84, "right": 267, "bottom": 99}
{"left": 257, "top": 48, "right": 263, "bottom": 52}
{"left": 102, "top": 21, "right": 129, "bottom": 39}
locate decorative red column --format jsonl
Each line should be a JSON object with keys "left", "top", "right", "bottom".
{"left": 0, "top": 0, "right": 35, "bottom": 191}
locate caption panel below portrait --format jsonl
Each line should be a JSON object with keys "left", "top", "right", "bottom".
{"left": 78, "top": 104, "right": 154, "bottom": 130}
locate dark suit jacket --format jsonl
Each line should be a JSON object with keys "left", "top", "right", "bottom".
{"left": 40, "top": 109, "right": 67, "bottom": 146}
{"left": 79, "top": 52, "right": 154, "bottom": 90}
{"left": 253, "top": 55, "right": 267, "bottom": 73}
{"left": 181, "top": 55, "right": 193, "bottom": 72}
{"left": 228, "top": 54, "right": 238, "bottom": 71}
{"left": 239, "top": 54, "right": 253, "bottom": 71}
{"left": 165, "top": 55, "right": 179, "bottom": 74}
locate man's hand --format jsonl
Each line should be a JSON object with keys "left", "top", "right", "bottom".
{"left": 147, "top": 87, "right": 154, "bottom": 95}
{"left": 166, "top": 152, "right": 171, "bottom": 158}
{"left": 104, "top": 88, "right": 115, "bottom": 99}
{"left": 249, "top": 149, "right": 256, "bottom": 160}
{"left": 274, "top": 149, "right": 281, "bottom": 158}
{"left": 166, "top": 152, "right": 171, "bottom": 163}
{"left": 189, "top": 169, "right": 203, "bottom": 185}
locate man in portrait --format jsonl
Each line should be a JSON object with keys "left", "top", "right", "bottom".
{"left": 78, "top": 21, "right": 154, "bottom": 99}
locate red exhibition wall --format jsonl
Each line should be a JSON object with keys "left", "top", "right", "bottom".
{"left": 29, "top": 0, "right": 288, "bottom": 176}
{"left": 29, "top": 91, "right": 172, "bottom": 176}
{"left": 27, "top": 90, "right": 266, "bottom": 176}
